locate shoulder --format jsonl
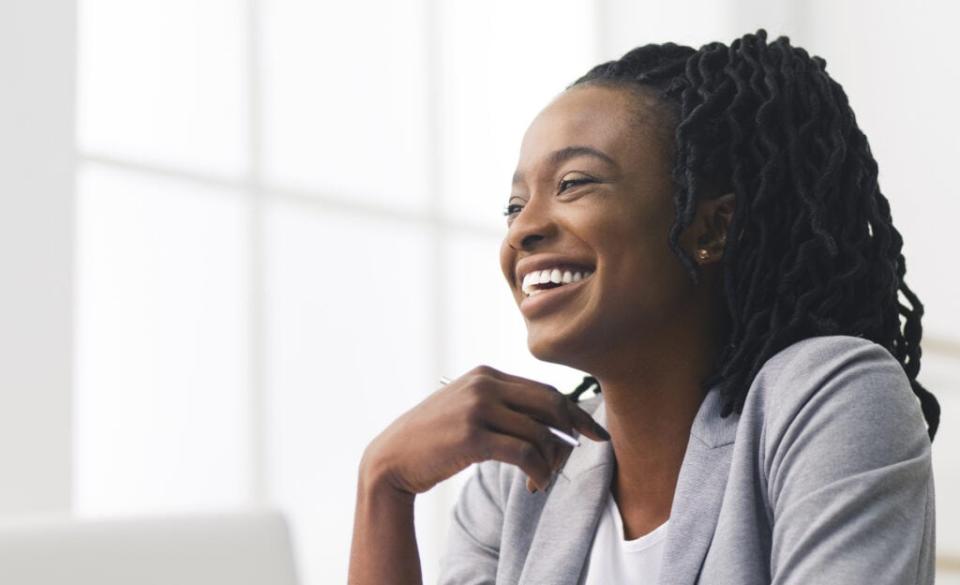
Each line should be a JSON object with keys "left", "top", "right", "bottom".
{"left": 753, "top": 333, "right": 905, "bottom": 390}
{"left": 746, "top": 334, "right": 919, "bottom": 432}
{"left": 744, "top": 335, "right": 930, "bottom": 488}
{"left": 743, "top": 336, "right": 936, "bottom": 583}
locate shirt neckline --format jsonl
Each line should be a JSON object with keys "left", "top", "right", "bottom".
{"left": 607, "top": 491, "right": 670, "bottom": 553}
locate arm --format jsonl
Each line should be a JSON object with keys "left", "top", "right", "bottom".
{"left": 765, "top": 337, "right": 935, "bottom": 585}
{"left": 348, "top": 454, "right": 423, "bottom": 585}
{"left": 347, "top": 366, "right": 610, "bottom": 585}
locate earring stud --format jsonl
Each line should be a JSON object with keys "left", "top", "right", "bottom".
{"left": 697, "top": 248, "right": 709, "bottom": 260}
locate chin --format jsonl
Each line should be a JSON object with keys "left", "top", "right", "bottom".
{"left": 525, "top": 327, "right": 589, "bottom": 368}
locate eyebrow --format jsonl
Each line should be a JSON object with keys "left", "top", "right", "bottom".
{"left": 512, "top": 145, "right": 618, "bottom": 186}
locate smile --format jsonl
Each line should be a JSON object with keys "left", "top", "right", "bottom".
{"left": 519, "top": 271, "right": 593, "bottom": 317}
{"left": 521, "top": 267, "right": 594, "bottom": 297}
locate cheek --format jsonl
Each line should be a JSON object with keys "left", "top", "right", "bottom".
{"left": 594, "top": 214, "right": 663, "bottom": 270}
{"left": 594, "top": 217, "right": 686, "bottom": 301}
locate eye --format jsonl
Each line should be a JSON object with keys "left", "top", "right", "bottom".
{"left": 502, "top": 203, "right": 523, "bottom": 217}
{"left": 558, "top": 177, "right": 593, "bottom": 192}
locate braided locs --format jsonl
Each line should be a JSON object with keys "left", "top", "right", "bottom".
{"left": 566, "top": 29, "right": 940, "bottom": 441}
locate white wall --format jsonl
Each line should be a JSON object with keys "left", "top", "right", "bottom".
{"left": 0, "top": 0, "right": 76, "bottom": 518}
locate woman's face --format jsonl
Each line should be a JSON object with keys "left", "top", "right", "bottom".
{"left": 499, "top": 84, "right": 713, "bottom": 370}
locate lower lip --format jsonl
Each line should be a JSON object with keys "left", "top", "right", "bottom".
{"left": 519, "top": 274, "right": 593, "bottom": 318}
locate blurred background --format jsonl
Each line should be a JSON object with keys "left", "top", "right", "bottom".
{"left": 1, "top": 0, "right": 957, "bottom": 582}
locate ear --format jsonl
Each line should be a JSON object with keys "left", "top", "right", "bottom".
{"left": 693, "top": 192, "right": 735, "bottom": 264}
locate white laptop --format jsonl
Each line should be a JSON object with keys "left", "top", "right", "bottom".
{"left": 0, "top": 508, "right": 300, "bottom": 585}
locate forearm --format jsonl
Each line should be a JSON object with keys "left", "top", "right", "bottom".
{"left": 348, "top": 458, "right": 423, "bottom": 585}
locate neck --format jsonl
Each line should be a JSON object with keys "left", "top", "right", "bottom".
{"left": 591, "top": 322, "right": 721, "bottom": 537}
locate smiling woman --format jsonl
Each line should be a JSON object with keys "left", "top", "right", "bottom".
{"left": 348, "top": 29, "right": 939, "bottom": 585}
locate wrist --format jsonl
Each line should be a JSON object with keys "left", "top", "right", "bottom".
{"left": 358, "top": 445, "right": 415, "bottom": 505}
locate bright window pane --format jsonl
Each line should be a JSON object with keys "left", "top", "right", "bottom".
{"left": 438, "top": 0, "right": 599, "bottom": 230}
{"left": 264, "top": 201, "right": 433, "bottom": 584}
{"left": 261, "top": 0, "right": 430, "bottom": 209}
{"left": 75, "top": 163, "right": 251, "bottom": 515}
{"left": 78, "top": 0, "right": 247, "bottom": 176}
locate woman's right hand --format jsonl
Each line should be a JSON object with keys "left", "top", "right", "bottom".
{"left": 359, "top": 365, "right": 611, "bottom": 496}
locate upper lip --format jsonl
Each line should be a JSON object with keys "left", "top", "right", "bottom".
{"left": 514, "top": 254, "right": 596, "bottom": 289}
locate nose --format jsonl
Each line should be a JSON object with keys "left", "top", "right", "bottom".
{"left": 504, "top": 194, "right": 557, "bottom": 251}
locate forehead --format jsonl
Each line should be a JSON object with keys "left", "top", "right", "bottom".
{"left": 514, "top": 84, "right": 664, "bottom": 183}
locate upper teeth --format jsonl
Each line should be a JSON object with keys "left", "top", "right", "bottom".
{"left": 521, "top": 267, "right": 593, "bottom": 296}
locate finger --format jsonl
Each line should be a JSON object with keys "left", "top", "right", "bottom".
{"left": 483, "top": 407, "right": 562, "bottom": 471}
{"left": 527, "top": 441, "right": 575, "bottom": 493}
{"left": 552, "top": 443, "right": 574, "bottom": 472}
{"left": 530, "top": 440, "right": 574, "bottom": 486}
{"left": 477, "top": 431, "right": 554, "bottom": 492}
{"left": 496, "top": 379, "right": 611, "bottom": 442}
{"left": 484, "top": 405, "right": 575, "bottom": 492}
{"left": 464, "top": 368, "right": 610, "bottom": 441}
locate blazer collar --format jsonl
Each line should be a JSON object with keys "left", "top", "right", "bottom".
{"left": 516, "top": 382, "right": 739, "bottom": 585}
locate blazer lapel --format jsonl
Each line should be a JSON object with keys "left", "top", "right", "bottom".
{"left": 514, "top": 385, "right": 739, "bottom": 585}
{"left": 657, "top": 383, "right": 738, "bottom": 585}
{"left": 516, "top": 400, "right": 614, "bottom": 585}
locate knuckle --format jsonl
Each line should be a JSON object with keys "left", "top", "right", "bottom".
{"left": 463, "top": 400, "right": 488, "bottom": 427}
{"left": 461, "top": 383, "right": 487, "bottom": 409}
{"left": 473, "top": 399, "right": 494, "bottom": 422}
{"left": 459, "top": 420, "right": 483, "bottom": 445}
{"left": 466, "top": 374, "right": 495, "bottom": 395}
{"left": 469, "top": 364, "right": 497, "bottom": 377}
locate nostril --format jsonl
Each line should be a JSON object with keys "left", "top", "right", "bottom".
{"left": 521, "top": 234, "right": 544, "bottom": 249}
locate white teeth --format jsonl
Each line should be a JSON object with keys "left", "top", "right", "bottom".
{"left": 521, "top": 272, "right": 542, "bottom": 295}
{"left": 520, "top": 267, "right": 594, "bottom": 297}
{"left": 522, "top": 272, "right": 536, "bottom": 290}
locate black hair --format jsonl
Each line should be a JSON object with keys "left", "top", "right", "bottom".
{"left": 563, "top": 29, "right": 940, "bottom": 441}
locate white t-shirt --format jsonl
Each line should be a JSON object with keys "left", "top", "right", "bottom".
{"left": 582, "top": 490, "right": 670, "bottom": 585}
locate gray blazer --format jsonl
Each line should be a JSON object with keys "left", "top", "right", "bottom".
{"left": 437, "top": 335, "right": 935, "bottom": 584}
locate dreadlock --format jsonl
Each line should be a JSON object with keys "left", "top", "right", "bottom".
{"left": 563, "top": 29, "right": 940, "bottom": 441}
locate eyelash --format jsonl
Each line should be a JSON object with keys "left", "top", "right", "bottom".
{"left": 502, "top": 178, "right": 593, "bottom": 217}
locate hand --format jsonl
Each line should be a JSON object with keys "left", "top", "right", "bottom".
{"left": 360, "top": 365, "right": 611, "bottom": 496}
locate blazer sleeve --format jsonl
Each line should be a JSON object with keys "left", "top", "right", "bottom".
{"left": 764, "top": 336, "right": 935, "bottom": 585}
{"left": 436, "top": 460, "right": 504, "bottom": 585}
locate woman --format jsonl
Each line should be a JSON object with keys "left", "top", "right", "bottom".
{"left": 349, "top": 30, "right": 940, "bottom": 584}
